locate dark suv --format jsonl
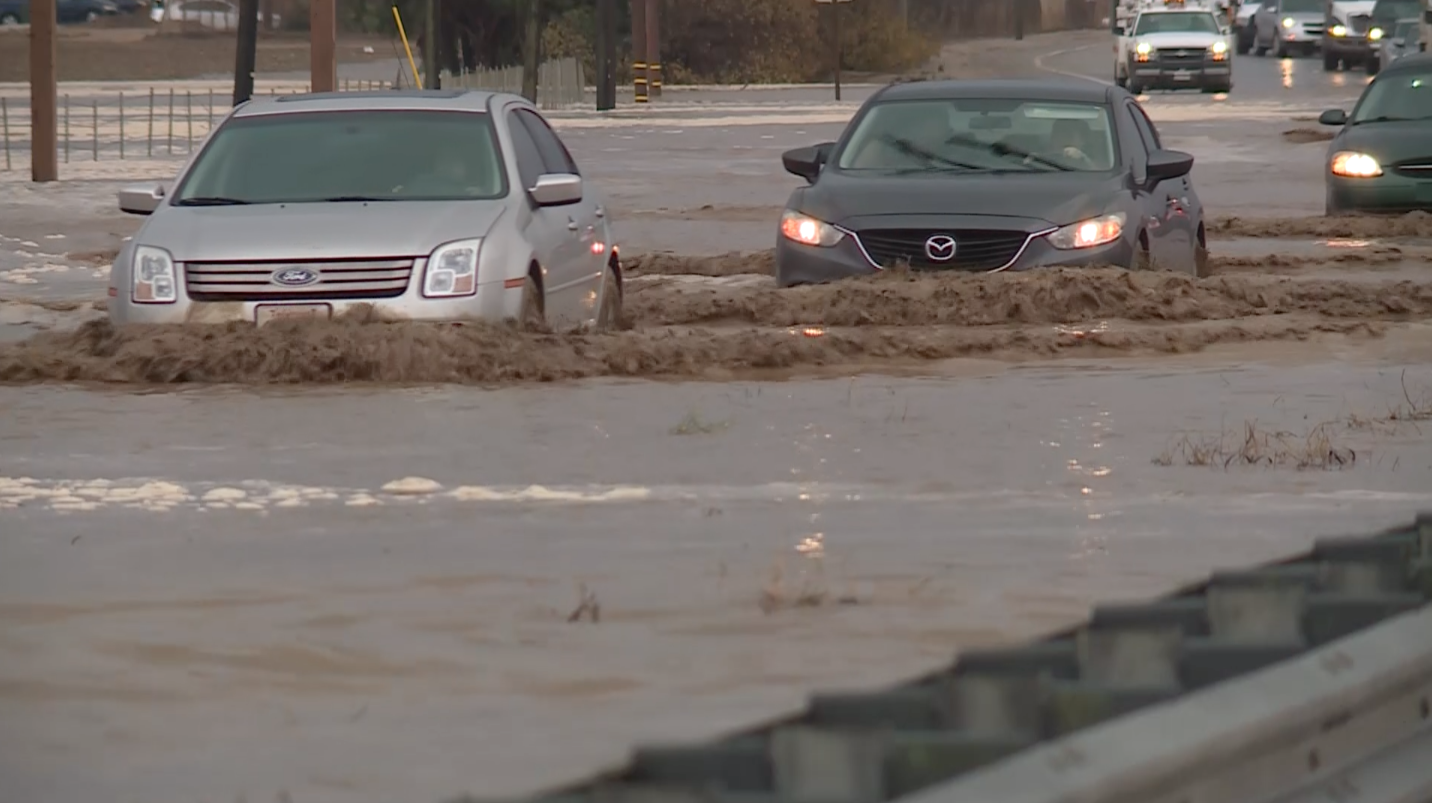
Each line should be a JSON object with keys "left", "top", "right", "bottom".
{"left": 1365, "top": 0, "right": 1423, "bottom": 71}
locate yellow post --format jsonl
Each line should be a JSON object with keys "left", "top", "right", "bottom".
{"left": 392, "top": 5, "right": 423, "bottom": 89}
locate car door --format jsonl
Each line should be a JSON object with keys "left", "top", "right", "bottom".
{"left": 513, "top": 108, "right": 606, "bottom": 325}
{"left": 1120, "top": 99, "right": 1176, "bottom": 269}
{"left": 1128, "top": 101, "right": 1197, "bottom": 272}
{"left": 505, "top": 109, "right": 584, "bottom": 329}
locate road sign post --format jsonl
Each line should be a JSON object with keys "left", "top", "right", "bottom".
{"left": 815, "top": 0, "right": 853, "bottom": 101}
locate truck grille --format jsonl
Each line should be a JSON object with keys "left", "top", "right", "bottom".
{"left": 852, "top": 229, "right": 1033, "bottom": 272}
{"left": 1156, "top": 47, "right": 1209, "bottom": 64}
{"left": 1303, "top": 21, "right": 1325, "bottom": 35}
{"left": 184, "top": 258, "right": 415, "bottom": 302}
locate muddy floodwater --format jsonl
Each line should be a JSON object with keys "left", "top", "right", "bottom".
{"left": 3, "top": 339, "right": 1432, "bottom": 802}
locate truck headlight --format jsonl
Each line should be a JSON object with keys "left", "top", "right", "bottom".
{"left": 1282, "top": 16, "right": 1296, "bottom": 27}
{"left": 1330, "top": 23, "right": 1347, "bottom": 36}
{"left": 131, "top": 245, "right": 177, "bottom": 304}
{"left": 422, "top": 238, "right": 481, "bottom": 298}
{"left": 1368, "top": 26, "right": 1383, "bottom": 40}
{"left": 1210, "top": 39, "right": 1228, "bottom": 59}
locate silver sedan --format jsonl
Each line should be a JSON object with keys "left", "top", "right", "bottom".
{"left": 110, "top": 89, "right": 623, "bottom": 331}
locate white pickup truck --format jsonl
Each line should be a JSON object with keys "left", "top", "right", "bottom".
{"left": 1115, "top": 6, "right": 1235, "bottom": 94}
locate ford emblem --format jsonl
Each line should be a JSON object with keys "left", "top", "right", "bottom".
{"left": 271, "top": 267, "right": 319, "bottom": 287}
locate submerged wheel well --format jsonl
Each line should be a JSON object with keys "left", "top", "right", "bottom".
{"left": 527, "top": 261, "right": 544, "bottom": 314}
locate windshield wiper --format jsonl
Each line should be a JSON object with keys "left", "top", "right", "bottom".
{"left": 946, "top": 133, "right": 1071, "bottom": 172}
{"left": 320, "top": 195, "right": 397, "bottom": 202}
{"left": 1350, "top": 115, "right": 1417, "bottom": 126}
{"left": 175, "top": 196, "right": 250, "bottom": 206}
{"left": 881, "top": 135, "right": 986, "bottom": 171}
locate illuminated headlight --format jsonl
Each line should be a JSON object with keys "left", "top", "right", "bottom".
{"left": 422, "top": 238, "right": 481, "bottom": 298}
{"left": 131, "top": 245, "right": 177, "bottom": 304}
{"left": 1135, "top": 41, "right": 1152, "bottom": 54}
{"left": 1047, "top": 213, "right": 1126, "bottom": 250}
{"left": 1330, "top": 151, "right": 1383, "bottom": 178}
{"left": 1330, "top": 24, "right": 1347, "bottom": 36}
{"left": 1368, "top": 26, "right": 1383, "bottom": 39}
{"left": 1209, "top": 39, "right": 1228, "bottom": 59}
{"left": 1282, "top": 16, "right": 1296, "bottom": 27}
{"left": 779, "top": 209, "right": 846, "bottom": 247}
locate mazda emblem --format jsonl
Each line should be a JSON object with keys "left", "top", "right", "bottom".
{"left": 924, "top": 235, "right": 957, "bottom": 263}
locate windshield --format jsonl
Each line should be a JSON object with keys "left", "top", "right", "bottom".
{"left": 1350, "top": 70, "right": 1432, "bottom": 123}
{"left": 1134, "top": 11, "right": 1222, "bottom": 33}
{"left": 835, "top": 98, "right": 1118, "bottom": 173}
{"left": 173, "top": 110, "right": 508, "bottom": 205}
{"left": 1280, "top": 0, "right": 1323, "bottom": 11}
{"left": 1370, "top": 0, "right": 1420, "bottom": 21}
{"left": 1393, "top": 19, "right": 1418, "bottom": 38}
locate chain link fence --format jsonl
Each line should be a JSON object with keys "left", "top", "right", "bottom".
{"left": 0, "top": 57, "right": 587, "bottom": 173}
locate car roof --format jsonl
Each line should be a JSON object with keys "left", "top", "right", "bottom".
{"left": 230, "top": 88, "right": 527, "bottom": 118}
{"left": 1136, "top": 6, "right": 1218, "bottom": 13}
{"left": 876, "top": 78, "right": 1111, "bottom": 104}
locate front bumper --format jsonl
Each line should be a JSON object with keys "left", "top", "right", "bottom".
{"left": 774, "top": 228, "right": 1135, "bottom": 286}
{"left": 1328, "top": 174, "right": 1432, "bottom": 214}
{"left": 1324, "top": 35, "right": 1375, "bottom": 58}
{"left": 108, "top": 268, "right": 526, "bottom": 325}
{"left": 1130, "top": 58, "right": 1232, "bottom": 87}
{"left": 1278, "top": 27, "right": 1323, "bottom": 45}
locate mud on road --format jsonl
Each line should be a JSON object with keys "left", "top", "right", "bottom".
{"left": 2, "top": 264, "right": 1429, "bottom": 386}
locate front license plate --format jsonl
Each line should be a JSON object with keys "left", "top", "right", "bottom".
{"left": 255, "top": 303, "right": 332, "bottom": 325}
{"left": 1173, "top": 70, "right": 1193, "bottom": 80}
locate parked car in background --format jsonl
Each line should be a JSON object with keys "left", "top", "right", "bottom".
{"left": 1319, "top": 52, "right": 1432, "bottom": 213}
{"left": 1364, "top": 0, "right": 1423, "bottom": 70}
{"left": 1233, "top": 0, "right": 1264, "bottom": 51}
{"left": 56, "top": 0, "right": 119, "bottom": 22}
{"left": 774, "top": 79, "right": 1209, "bottom": 285}
{"left": 160, "top": 0, "right": 274, "bottom": 30}
{"left": 0, "top": 0, "right": 28, "bottom": 24}
{"left": 111, "top": 90, "right": 623, "bottom": 333}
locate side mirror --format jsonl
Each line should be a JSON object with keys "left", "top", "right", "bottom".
{"left": 781, "top": 143, "right": 834, "bottom": 183}
{"left": 1146, "top": 149, "right": 1194, "bottom": 183}
{"left": 529, "top": 172, "right": 582, "bottom": 206}
{"left": 1113, "top": 24, "right": 1125, "bottom": 35}
{"left": 1318, "top": 108, "right": 1348, "bottom": 126}
{"left": 118, "top": 182, "right": 166, "bottom": 215}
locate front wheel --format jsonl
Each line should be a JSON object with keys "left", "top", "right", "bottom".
{"left": 518, "top": 274, "right": 545, "bottom": 331}
{"left": 1132, "top": 234, "right": 1153, "bottom": 271}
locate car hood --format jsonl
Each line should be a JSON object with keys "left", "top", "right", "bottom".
{"left": 140, "top": 201, "right": 506, "bottom": 262}
{"left": 800, "top": 172, "right": 1120, "bottom": 231}
{"left": 1280, "top": 11, "right": 1324, "bottom": 22}
{"left": 1335, "top": 120, "right": 1432, "bottom": 163}
{"left": 1135, "top": 31, "right": 1223, "bottom": 47}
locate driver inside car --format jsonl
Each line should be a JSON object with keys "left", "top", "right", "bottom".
{"left": 1026, "top": 118, "right": 1099, "bottom": 169}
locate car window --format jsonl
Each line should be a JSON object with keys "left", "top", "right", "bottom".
{"left": 1128, "top": 103, "right": 1164, "bottom": 150}
{"left": 1133, "top": 11, "right": 1220, "bottom": 34}
{"left": 1349, "top": 70, "right": 1432, "bottom": 122}
{"left": 173, "top": 110, "right": 508, "bottom": 204}
{"left": 1279, "top": 0, "right": 1322, "bottom": 12}
{"left": 835, "top": 98, "right": 1119, "bottom": 173}
{"left": 514, "top": 109, "right": 580, "bottom": 176}
{"left": 506, "top": 110, "right": 548, "bottom": 190}
{"left": 1122, "top": 104, "right": 1151, "bottom": 166}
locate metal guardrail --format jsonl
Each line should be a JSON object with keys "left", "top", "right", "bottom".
{"left": 456, "top": 512, "right": 1432, "bottom": 803}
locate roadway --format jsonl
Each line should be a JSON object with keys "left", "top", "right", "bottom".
{"left": 1, "top": 29, "right": 1431, "bottom": 803}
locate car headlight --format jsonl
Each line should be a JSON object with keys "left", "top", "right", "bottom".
{"left": 1046, "top": 213, "right": 1126, "bottom": 250}
{"left": 1330, "top": 151, "right": 1383, "bottom": 178}
{"left": 1135, "top": 41, "right": 1152, "bottom": 54}
{"left": 1330, "top": 23, "right": 1347, "bottom": 36}
{"left": 131, "top": 245, "right": 177, "bottom": 304}
{"left": 1282, "top": 16, "right": 1296, "bottom": 27}
{"left": 1368, "top": 26, "right": 1383, "bottom": 40}
{"left": 422, "top": 238, "right": 481, "bottom": 298}
{"left": 779, "top": 210, "right": 845, "bottom": 248}
{"left": 1210, "top": 40, "right": 1228, "bottom": 57}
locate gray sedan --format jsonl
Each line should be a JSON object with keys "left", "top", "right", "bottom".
{"left": 111, "top": 89, "right": 622, "bottom": 331}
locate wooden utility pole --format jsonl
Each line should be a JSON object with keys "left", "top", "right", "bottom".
{"left": 423, "top": 0, "right": 440, "bottom": 88}
{"left": 233, "top": 0, "right": 259, "bottom": 105}
{"left": 521, "top": 0, "right": 539, "bottom": 101}
{"left": 815, "top": 0, "right": 851, "bottom": 101}
{"left": 310, "top": 0, "right": 336, "bottom": 91}
{"left": 631, "top": 0, "right": 647, "bottom": 103}
{"left": 595, "top": 0, "right": 616, "bottom": 110}
{"left": 645, "top": 0, "right": 661, "bottom": 98}
{"left": 29, "top": 0, "right": 58, "bottom": 182}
